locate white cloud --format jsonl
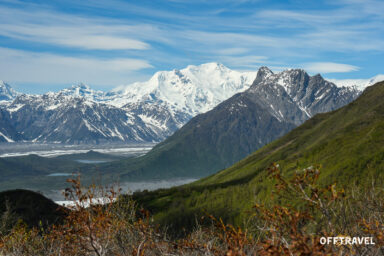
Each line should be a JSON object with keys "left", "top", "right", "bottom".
{"left": 0, "top": 6, "right": 152, "bottom": 50}
{"left": 181, "top": 30, "right": 279, "bottom": 48}
{"left": 218, "top": 55, "right": 268, "bottom": 69}
{"left": 0, "top": 26, "right": 150, "bottom": 50}
{"left": 304, "top": 62, "right": 359, "bottom": 73}
{"left": 257, "top": 10, "right": 340, "bottom": 25}
{"left": 215, "top": 48, "right": 249, "bottom": 55}
{"left": 253, "top": 4, "right": 384, "bottom": 53}
{"left": 0, "top": 47, "right": 152, "bottom": 86}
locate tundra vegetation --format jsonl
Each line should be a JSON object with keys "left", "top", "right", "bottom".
{"left": 1, "top": 164, "right": 384, "bottom": 256}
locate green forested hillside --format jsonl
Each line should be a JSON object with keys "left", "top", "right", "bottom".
{"left": 133, "top": 81, "right": 384, "bottom": 231}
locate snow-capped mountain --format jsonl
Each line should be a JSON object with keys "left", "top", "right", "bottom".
{"left": 110, "top": 62, "right": 256, "bottom": 112}
{"left": 0, "top": 63, "right": 257, "bottom": 144}
{"left": 127, "top": 67, "right": 361, "bottom": 178}
{"left": 107, "top": 62, "right": 257, "bottom": 136}
{"left": 5, "top": 92, "right": 162, "bottom": 144}
{"left": 328, "top": 74, "right": 384, "bottom": 91}
{"left": 0, "top": 81, "right": 19, "bottom": 102}
{"left": 0, "top": 63, "right": 367, "bottom": 144}
{"left": 249, "top": 67, "right": 361, "bottom": 124}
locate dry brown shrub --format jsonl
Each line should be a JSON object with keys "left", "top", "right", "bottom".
{"left": 2, "top": 166, "right": 384, "bottom": 255}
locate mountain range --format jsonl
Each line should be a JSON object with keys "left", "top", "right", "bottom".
{"left": 0, "top": 63, "right": 256, "bottom": 144}
{"left": 103, "top": 67, "right": 362, "bottom": 179}
{"left": 0, "top": 63, "right": 381, "bottom": 144}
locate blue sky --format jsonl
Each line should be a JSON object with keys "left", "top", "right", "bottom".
{"left": 0, "top": 0, "right": 383, "bottom": 93}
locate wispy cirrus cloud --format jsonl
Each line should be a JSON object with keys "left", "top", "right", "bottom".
{"left": 215, "top": 48, "right": 250, "bottom": 55}
{"left": 0, "top": 6, "right": 154, "bottom": 51}
{"left": 252, "top": 1, "right": 384, "bottom": 54}
{"left": 0, "top": 25, "right": 150, "bottom": 50}
{"left": 0, "top": 47, "right": 152, "bottom": 86}
{"left": 217, "top": 55, "right": 268, "bottom": 69}
{"left": 304, "top": 62, "right": 359, "bottom": 74}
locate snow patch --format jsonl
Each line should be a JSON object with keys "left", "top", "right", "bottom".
{"left": 0, "top": 131, "right": 14, "bottom": 142}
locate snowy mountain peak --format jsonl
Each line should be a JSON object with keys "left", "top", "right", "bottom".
{"left": 71, "top": 83, "right": 91, "bottom": 90}
{"left": 254, "top": 66, "right": 273, "bottom": 84}
{"left": 58, "top": 83, "right": 105, "bottom": 101}
{"left": 109, "top": 63, "right": 257, "bottom": 116}
{"left": 185, "top": 62, "right": 227, "bottom": 72}
{"left": 258, "top": 66, "right": 273, "bottom": 74}
{"left": 367, "top": 75, "right": 384, "bottom": 88}
{"left": 309, "top": 73, "right": 326, "bottom": 84}
{"left": 0, "top": 81, "right": 19, "bottom": 101}
{"left": 328, "top": 74, "right": 384, "bottom": 91}
{"left": 248, "top": 67, "right": 360, "bottom": 124}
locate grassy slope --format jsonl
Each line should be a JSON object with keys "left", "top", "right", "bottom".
{"left": 133, "top": 81, "right": 384, "bottom": 231}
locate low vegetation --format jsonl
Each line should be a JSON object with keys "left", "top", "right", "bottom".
{"left": 1, "top": 164, "right": 384, "bottom": 255}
